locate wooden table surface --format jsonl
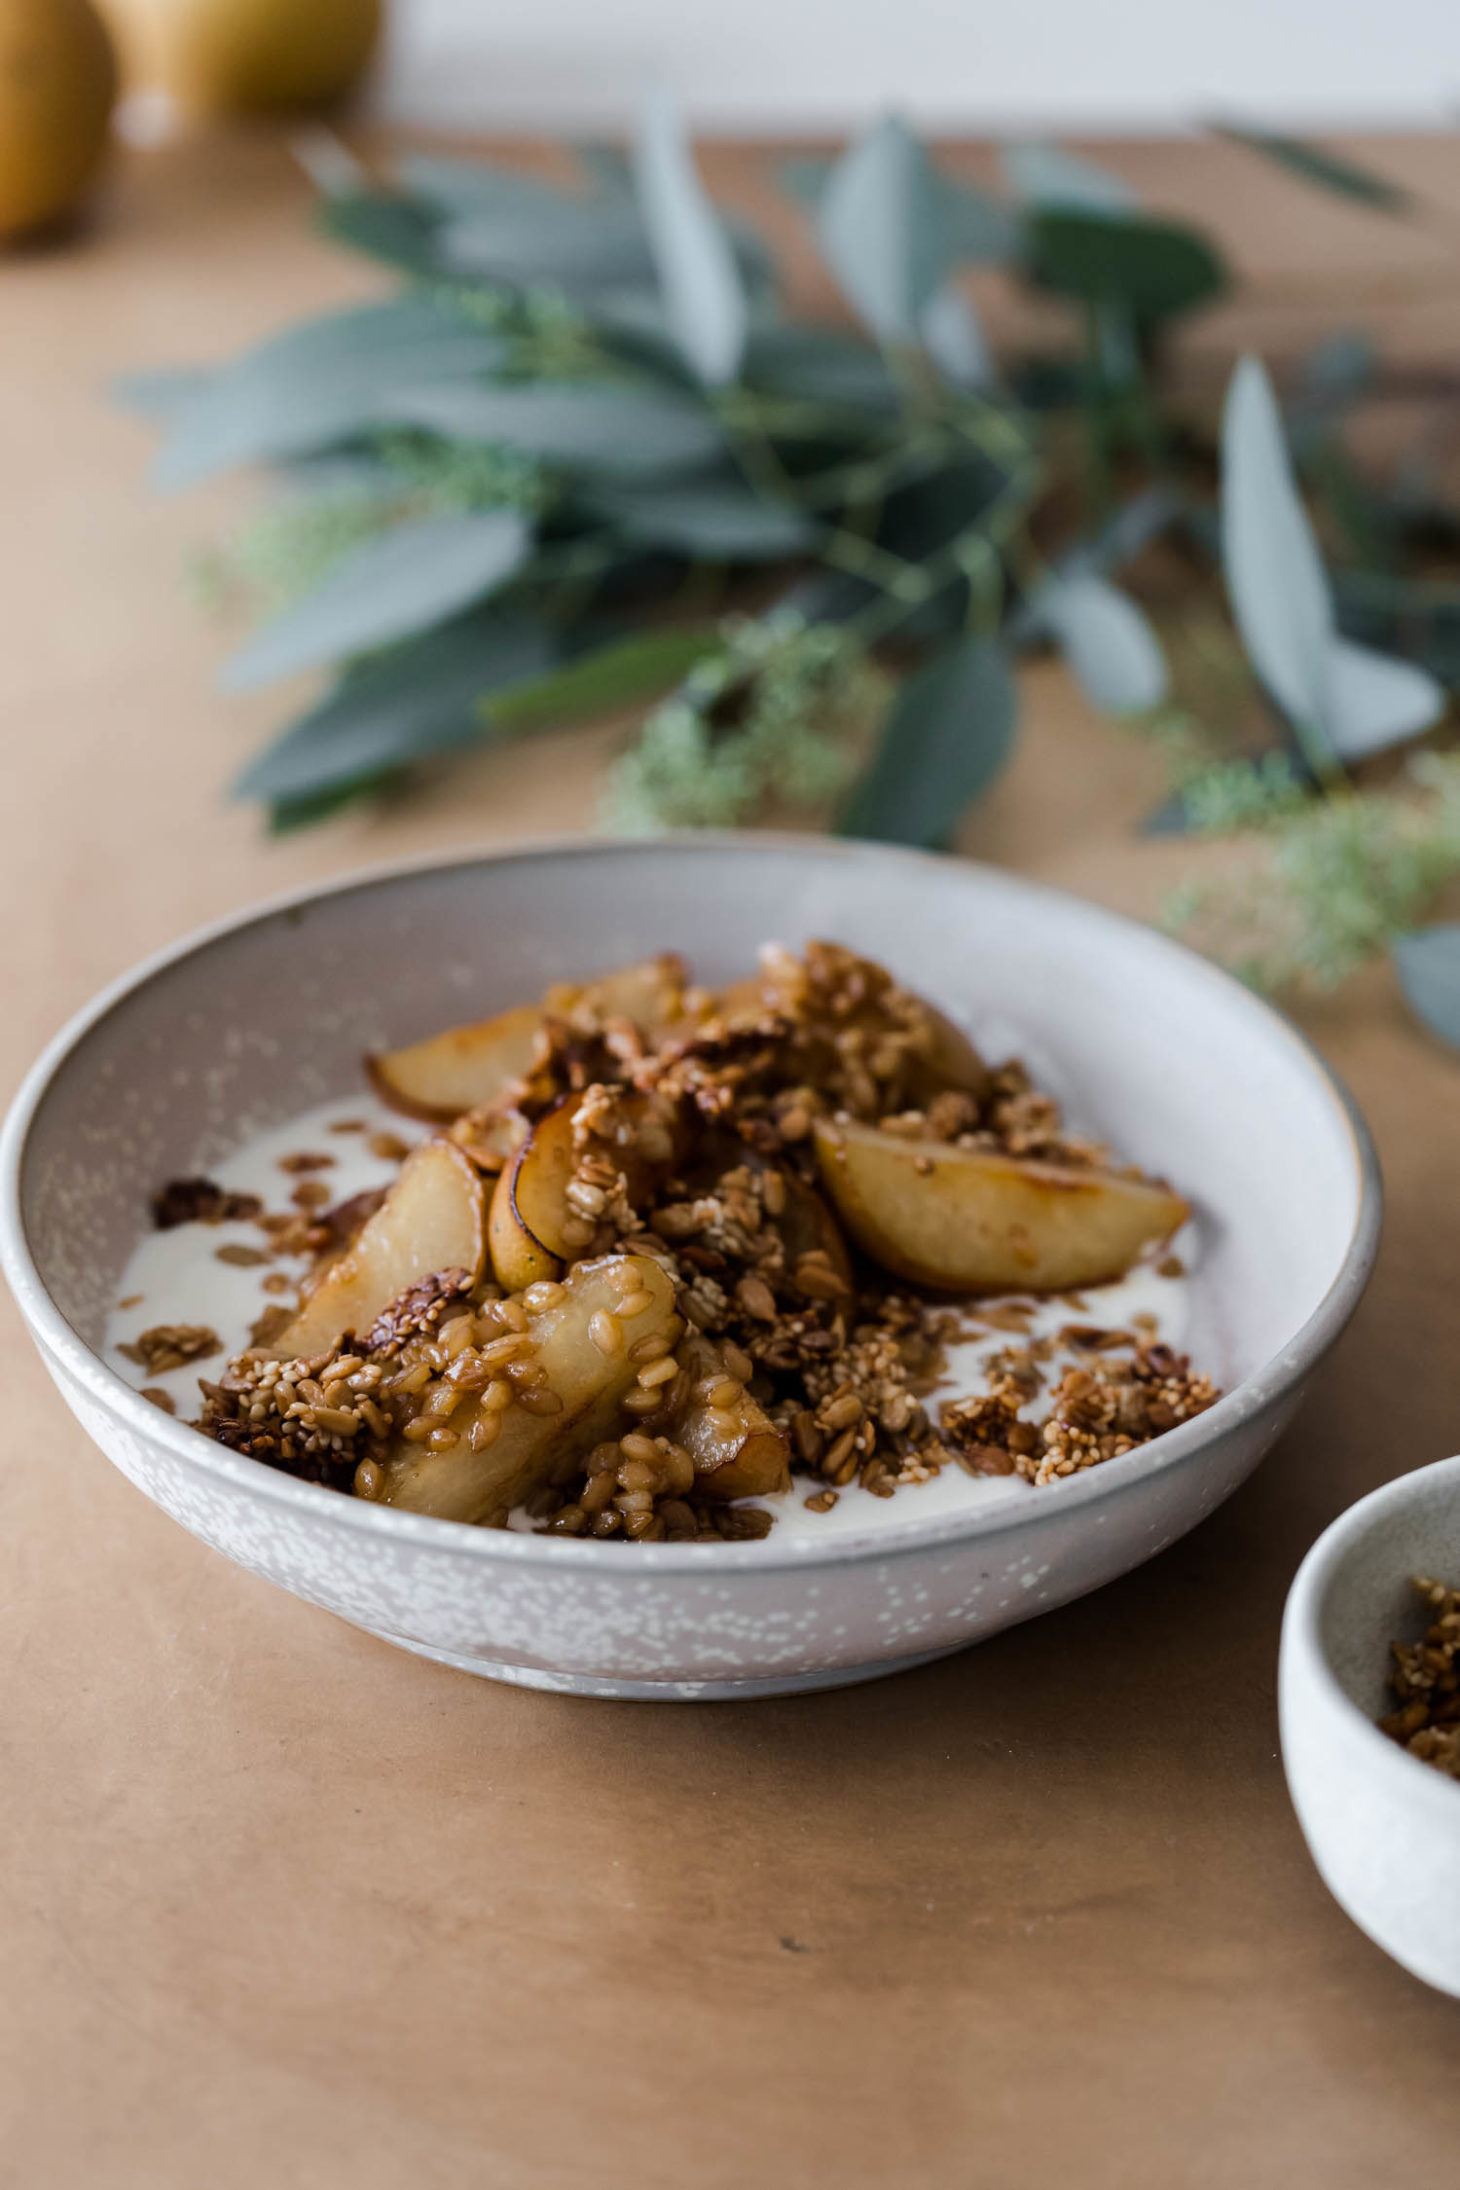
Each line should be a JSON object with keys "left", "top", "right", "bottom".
{"left": 4, "top": 128, "right": 1460, "bottom": 2188}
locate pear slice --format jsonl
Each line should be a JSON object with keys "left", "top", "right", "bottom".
{"left": 911, "top": 1003, "right": 990, "bottom": 1102}
{"left": 367, "top": 956, "right": 695, "bottom": 1125}
{"left": 487, "top": 1088, "right": 686, "bottom": 1293}
{"left": 544, "top": 952, "right": 692, "bottom": 1035}
{"left": 813, "top": 1117, "right": 1188, "bottom": 1294}
{"left": 669, "top": 1336, "right": 791, "bottom": 1500}
{"left": 366, "top": 1003, "right": 544, "bottom": 1124}
{"left": 275, "top": 1139, "right": 486, "bottom": 1358}
{"left": 487, "top": 1093, "right": 582, "bottom": 1292}
{"left": 379, "top": 1254, "right": 678, "bottom": 1524}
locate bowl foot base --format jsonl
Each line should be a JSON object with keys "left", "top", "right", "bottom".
{"left": 373, "top": 1627, "right": 970, "bottom": 1700}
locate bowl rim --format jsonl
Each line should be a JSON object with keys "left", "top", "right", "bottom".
{"left": 1, "top": 830, "right": 1383, "bottom": 1573}
{"left": 1280, "top": 1450, "right": 1460, "bottom": 1811}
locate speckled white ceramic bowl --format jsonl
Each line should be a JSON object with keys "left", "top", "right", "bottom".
{"left": 2, "top": 836, "right": 1380, "bottom": 1699}
{"left": 1281, "top": 1455, "right": 1460, "bottom": 1996}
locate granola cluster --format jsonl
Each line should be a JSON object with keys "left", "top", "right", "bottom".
{"left": 1380, "top": 1578, "right": 1460, "bottom": 1778}
{"left": 119, "top": 1322, "right": 222, "bottom": 1376}
{"left": 940, "top": 1326, "right": 1217, "bottom": 1486}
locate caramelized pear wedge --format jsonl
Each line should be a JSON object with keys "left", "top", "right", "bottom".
{"left": 367, "top": 957, "right": 695, "bottom": 1124}
{"left": 379, "top": 1255, "right": 678, "bottom": 1524}
{"left": 544, "top": 952, "right": 692, "bottom": 1037}
{"left": 813, "top": 1117, "right": 1188, "bottom": 1294}
{"left": 488, "top": 1088, "right": 686, "bottom": 1294}
{"left": 488, "top": 1093, "right": 583, "bottom": 1292}
{"left": 908, "top": 1004, "right": 990, "bottom": 1102}
{"left": 366, "top": 1002, "right": 544, "bottom": 1124}
{"left": 669, "top": 1336, "right": 792, "bottom": 1501}
{"left": 275, "top": 1140, "right": 486, "bottom": 1358}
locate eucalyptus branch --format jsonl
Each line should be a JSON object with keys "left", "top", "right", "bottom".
{"left": 131, "top": 106, "right": 1460, "bottom": 1036}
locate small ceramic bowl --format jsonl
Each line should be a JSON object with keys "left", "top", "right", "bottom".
{"left": 3, "top": 836, "right": 1380, "bottom": 1699}
{"left": 1280, "top": 1454, "right": 1460, "bottom": 1996}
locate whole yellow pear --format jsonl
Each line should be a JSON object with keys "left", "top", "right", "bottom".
{"left": 103, "top": 0, "right": 381, "bottom": 115}
{"left": 0, "top": 0, "right": 117, "bottom": 239}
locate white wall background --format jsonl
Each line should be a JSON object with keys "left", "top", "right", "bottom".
{"left": 376, "top": 0, "right": 1460, "bottom": 135}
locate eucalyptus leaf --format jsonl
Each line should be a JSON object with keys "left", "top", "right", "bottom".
{"left": 152, "top": 298, "right": 503, "bottom": 491}
{"left": 920, "top": 284, "right": 992, "bottom": 388}
{"left": 1221, "top": 353, "right": 1333, "bottom": 733}
{"left": 267, "top": 771, "right": 402, "bottom": 834}
{"left": 396, "top": 156, "right": 586, "bottom": 219}
{"left": 940, "top": 179, "right": 1021, "bottom": 263}
{"left": 1393, "top": 926, "right": 1460, "bottom": 1049}
{"left": 785, "top": 150, "right": 1014, "bottom": 266}
{"left": 840, "top": 636, "right": 1016, "bottom": 846}
{"left": 483, "top": 627, "right": 722, "bottom": 733}
{"left": 235, "top": 608, "right": 559, "bottom": 802}
{"left": 743, "top": 325, "right": 901, "bottom": 410}
{"left": 583, "top": 479, "right": 821, "bottom": 558}
{"left": 1325, "top": 638, "right": 1445, "bottom": 760}
{"left": 222, "top": 511, "right": 532, "bottom": 692}
{"left": 634, "top": 88, "right": 748, "bottom": 387}
{"left": 318, "top": 190, "right": 448, "bottom": 276}
{"left": 1001, "top": 141, "right": 1139, "bottom": 215}
{"left": 1216, "top": 125, "right": 1412, "bottom": 215}
{"left": 1335, "top": 570, "right": 1460, "bottom": 686}
{"left": 1059, "top": 486, "right": 1183, "bottom": 583}
{"left": 1221, "top": 355, "right": 1446, "bottom": 760}
{"left": 112, "top": 366, "right": 214, "bottom": 421}
{"left": 438, "top": 201, "right": 654, "bottom": 289}
{"left": 1036, "top": 573, "right": 1168, "bottom": 714}
{"left": 1027, "top": 208, "right": 1226, "bottom": 320}
{"left": 817, "top": 115, "right": 955, "bottom": 344}
{"left": 382, "top": 379, "right": 725, "bottom": 480}
{"left": 577, "top": 144, "right": 635, "bottom": 198}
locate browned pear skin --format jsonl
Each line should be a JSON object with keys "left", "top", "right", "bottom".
{"left": 487, "top": 1093, "right": 582, "bottom": 1292}
{"left": 669, "top": 1336, "right": 791, "bottom": 1501}
{"left": 379, "top": 1255, "right": 678, "bottom": 1524}
{"left": 813, "top": 1118, "right": 1188, "bottom": 1295}
{"left": 365, "top": 1002, "right": 543, "bottom": 1124}
{"left": 275, "top": 1139, "right": 486, "bottom": 1358}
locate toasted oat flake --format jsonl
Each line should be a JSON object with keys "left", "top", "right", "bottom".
{"left": 120, "top": 1323, "right": 222, "bottom": 1376}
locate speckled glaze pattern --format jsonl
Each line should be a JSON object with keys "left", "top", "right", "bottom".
{"left": 1281, "top": 1454, "right": 1460, "bottom": 1996}
{"left": 3, "top": 836, "right": 1381, "bottom": 1699}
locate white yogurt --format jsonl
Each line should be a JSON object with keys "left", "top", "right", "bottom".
{"left": 105, "top": 1096, "right": 1197, "bottom": 1540}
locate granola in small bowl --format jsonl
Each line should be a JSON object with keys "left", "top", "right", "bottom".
{"left": 1380, "top": 1578, "right": 1460, "bottom": 1778}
